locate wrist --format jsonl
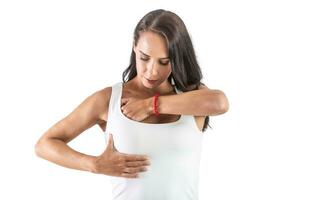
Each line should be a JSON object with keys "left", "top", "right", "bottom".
{"left": 146, "top": 97, "right": 153, "bottom": 115}
{"left": 146, "top": 94, "right": 160, "bottom": 116}
{"left": 153, "top": 93, "right": 160, "bottom": 116}
{"left": 82, "top": 154, "right": 98, "bottom": 173}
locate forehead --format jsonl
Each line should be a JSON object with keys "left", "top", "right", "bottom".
{"left": 136, "top": 31, "right": 169, "bottom": 58}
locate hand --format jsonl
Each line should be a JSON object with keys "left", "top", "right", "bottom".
{"left": 92, "top": 134, "right": 151, "bottom": 178}
{"left": 121, "top": 96, "right": 153, "bottom": 121}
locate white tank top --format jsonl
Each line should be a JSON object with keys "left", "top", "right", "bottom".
{"left": 104, "top": 82, "right": 203, "bottom": 200}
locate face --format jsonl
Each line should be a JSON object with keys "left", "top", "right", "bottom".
{"left": 133, "top": 31, "right": 172, "bottom": 89}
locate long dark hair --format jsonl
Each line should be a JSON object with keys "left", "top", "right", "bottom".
{"left": 122, "top": 9, "right": 211, "bottom": 132}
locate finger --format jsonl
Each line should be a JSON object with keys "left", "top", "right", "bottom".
{"left": 120, "top": 172, "right": 139, "bottom": 179}
{"left": 123, "top": 166, "right": 147, "bottom": 174}
{"left": 122, "top": 154, "right": 150, "bottom": 161}
{"left": 121, "top": 98, "right": 129, "bottom": 105}
{"left": 121, "top": 106, "right": 126, "bottom": 113}
{"left": 121, "top": 104, "right": 128, "bottom": 113}
{"left": 126, "top": 160, "right": 151, "bottom": 167}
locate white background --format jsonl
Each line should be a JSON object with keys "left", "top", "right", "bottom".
{"left": 1, "top": 0, "right": 317, "bottom": 199}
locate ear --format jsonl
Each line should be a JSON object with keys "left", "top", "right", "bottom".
{"left": 133, "top": 42, "right": 137, "bottom": 54}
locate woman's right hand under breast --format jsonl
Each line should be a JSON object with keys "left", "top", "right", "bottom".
{"left": 92, "top": 133, "right": 151, "bottom": 178}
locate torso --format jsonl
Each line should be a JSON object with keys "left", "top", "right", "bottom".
{"left": 98, "top": 82, "right": 206, "bottom": 132}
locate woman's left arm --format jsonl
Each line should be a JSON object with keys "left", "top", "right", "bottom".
{"left": 153, "top": 84, "right": 229, "bottom": 116}
{"left": 121, "top": 84, "right": 229, "bottom": 122}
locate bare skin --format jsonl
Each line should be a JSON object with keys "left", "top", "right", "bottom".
{"left": 116, "top": 31, "right": 206, "bottom": 128}
{"left": 94, "top": 133, "right": 150, "bottom": 178}
{"left": 34, "top": 86, "right": 152, "bottom": 178}
{"left": 119, "top": 78, "right": 206, "bottom": 127}
{"left": 34, "top": 31, "right": 213, "bottom": 179}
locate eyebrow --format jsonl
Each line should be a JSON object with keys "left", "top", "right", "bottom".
{"left": 139, "top": 50, "right": 169, "bottom": 59}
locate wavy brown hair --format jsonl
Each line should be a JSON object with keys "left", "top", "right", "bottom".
{"left": 122, "top": 9, "right": 211, "bottom": 132}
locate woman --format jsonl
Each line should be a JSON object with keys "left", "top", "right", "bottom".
{"left": 35, "top": 9, "right": 229, "bottom": 200}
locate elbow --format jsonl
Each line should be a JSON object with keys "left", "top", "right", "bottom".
{"left": 207, "top": 91, "right": 229, "bottom": 115}
{"left": 218, "top": 94, "right": 229, "bottom": 114}
{"left": 34, "top": 140, "right": 42, "bottom": 157}
{"left": 34, "top": 138, "right": 45, "bottom": 158}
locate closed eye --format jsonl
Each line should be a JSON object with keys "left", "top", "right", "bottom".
{"left": 140, "top": 57, "right": 149, "bottom": 61}
{"left": 160, "top": 61, "right": 169, "bottom": 65}
{"left": 140, "top": 57, "right": 169, "bottom": 66}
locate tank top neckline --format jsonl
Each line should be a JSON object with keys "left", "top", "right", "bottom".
{"left": 117, "top": 82, "right": 185, "bottom": 126}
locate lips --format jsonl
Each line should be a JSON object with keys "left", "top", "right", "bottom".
{"left": 146, "top": 78, "right": 157, "bottom": 81}
{"left": 145, "top": 77, "right": 157, "bottom": 84}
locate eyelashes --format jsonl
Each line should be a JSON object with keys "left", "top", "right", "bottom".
{"left": 140, "top": 57, "right": 169, "bottom": 66}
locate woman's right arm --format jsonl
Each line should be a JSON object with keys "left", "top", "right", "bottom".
{"left": 34, "top": 87, "right": 151, "bottom": 178}
{"left": 34, "top": 87, "right": 111, "bottom": 172}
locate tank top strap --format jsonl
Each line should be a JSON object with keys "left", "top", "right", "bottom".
{"left": 104, "top": 82, "right": 123, "bottom": 144}
{"left": 107, "top": 82, "right": 122, "bottom": 127}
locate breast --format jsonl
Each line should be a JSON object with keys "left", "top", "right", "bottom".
{"left": 106, "top": 114, "right": 203, "bottom": 200}
{"left": 105, "top": 115, "right": 202, "bottom": 157}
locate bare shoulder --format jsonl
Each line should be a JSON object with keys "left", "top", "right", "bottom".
{"left": 198, "top": 82, "right": 227, "bottom": 95}
{"left": 87, "top": 86, "right": 113, "bottom": 132}
{"left": 95, "top": 86, "right": 112, "bottom": 122}
{"left": 38, "top": 86, "right": 113, "bottom": 143}
{"left": 186, "top": 83, "right": 215, "bottom": 91}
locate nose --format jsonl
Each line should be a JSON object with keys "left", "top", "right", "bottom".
{"left": 146, "top": 60, "right": 159, "bottom": 77}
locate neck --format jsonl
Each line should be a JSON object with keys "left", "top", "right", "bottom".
{"left": 131, "top": 77, "right": 175, "bottom": 96}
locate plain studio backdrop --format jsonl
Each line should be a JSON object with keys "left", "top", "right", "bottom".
{"left": 0, "top": 0, "right": 317, "bottom": 199}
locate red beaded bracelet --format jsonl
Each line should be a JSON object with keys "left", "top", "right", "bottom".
{"left": 153, "top": 93, "right": 160, "bottom": 116}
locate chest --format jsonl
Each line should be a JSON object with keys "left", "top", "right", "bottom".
{"left": 122, "top": 88, "right": 183, "bottom": 123}
{"left": 107, "top": 114, "right": 202, "bottom": 156}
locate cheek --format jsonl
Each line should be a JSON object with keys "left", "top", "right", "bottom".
{"left": 162, "top": 65, "right": 172, "bottom": 76}
{"left": 135, "top": 60, "right": 146, "bottom": 74}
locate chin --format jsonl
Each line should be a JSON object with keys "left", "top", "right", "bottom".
{"left": 142, "top": 78, "right": 159, "bottom": 89}
{"left": 142, "top": 79, "right": 156, "bottom": 88}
